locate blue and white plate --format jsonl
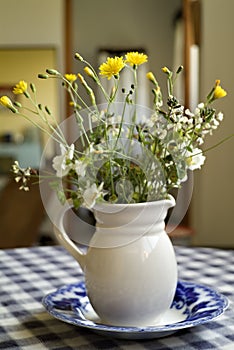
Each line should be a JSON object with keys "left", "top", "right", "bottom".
{"left": 42, "top": 280, "right": 229, "bottom": 339}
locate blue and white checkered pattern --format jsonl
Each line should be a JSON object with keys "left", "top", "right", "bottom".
{"left": 0, "top": 245, "right": 233, "bottom": 349}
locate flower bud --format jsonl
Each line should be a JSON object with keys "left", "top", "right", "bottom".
{"left": 9, "top": 105, "right": 18, "bottom": 113}
{"left": 38, "top": 73, "right": 49, "bottom": 79}
{"left": 90, "top": 91, "right": 96, "bottom": 106}
{"left": 162, "top": 66, "right": 171, "bottom": 75}
{"left": 84, "top": 66, "right": 96, "bottom": 81}
{"left": 46, "top": 68, "right": 60, "bottom": 76}
{"left": 77, "top": 73, "right": 85, "bottom": 85}
{"left": 0, "top": 95, "right": 18, "bottom": 113}
{"left": 45, "top": 106, "right": 51, "bottom": 115}
{"left": 110, "top": 86, "right": 117, "bottom": 99}
{"left": 176, "top": 65, "right": 183, "bottom": 74}
{"left": 75, "top": 53, "right": 84, "bottom": 62}
{"left": 23, "top": 91, "right": 30, "bottom": 98}
{"left": 14, "top": 101, "right": 22, "bottom": 108}
{"left": 30, "top": 83, "right": 36, "bottom": 93}
{"left": 146, "top": 71, "right": 158, "bottom": 86}
{"left": 69, "top": 101, "right": 81, "bottom": 109}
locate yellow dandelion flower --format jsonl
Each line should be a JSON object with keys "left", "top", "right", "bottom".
{"left": 99, "top": 56, "right": 125, "bottom": 80}
{"left": 13, "top": 80, "right": 27, "bottom": 94}
{"left": 213, "top": 81, "right": 227, "bottom": 99}
{"left": 64, "top": 74, "right": 77, "bottom": 82}
{"left": 0, "top": 96, "right": 18, "bottom": 113}
{"left": 0, "top": 95, "right": 13, "bottom": 108}
{"left": 125, "top": 52, "right": 148, "bottom": 66}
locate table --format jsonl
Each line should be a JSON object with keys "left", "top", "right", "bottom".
{"left": 0, "top": 245, "right": 233, "bottom": 349}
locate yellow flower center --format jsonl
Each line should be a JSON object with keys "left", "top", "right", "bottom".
{"left": 186, "top": 156, "right": 194, "bottom": 166}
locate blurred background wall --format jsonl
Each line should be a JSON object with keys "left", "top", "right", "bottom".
{"left": 191, "top": 0, "right": 234, "bottom": 247}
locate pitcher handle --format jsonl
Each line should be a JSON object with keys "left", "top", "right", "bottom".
{"left": 53, "top": 200, "right": 86, "bottom": 270}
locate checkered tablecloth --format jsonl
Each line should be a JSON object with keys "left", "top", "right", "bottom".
{"left": 0, "top": 245, "right": 233, "bottom": 349}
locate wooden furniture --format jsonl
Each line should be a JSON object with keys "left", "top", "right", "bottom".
{"left": 0, "top": 176, "right": 45, "bottom": 248}
{"left": 167, "top": 225, "right": 194, "bottom": 246}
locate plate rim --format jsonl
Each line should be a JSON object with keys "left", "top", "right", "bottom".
{"left": 42, "top": 279, "right": 229, "bottom": 335}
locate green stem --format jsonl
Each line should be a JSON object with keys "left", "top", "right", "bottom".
{"left": 25, "top": 91, "right": 69, "bottom": 147}
{"left": 114, "top": 92, "right": 128, "bottom": 150}
{"left": 16, "top": 111, "right": 64, "bottom": 145}
{"left": 201, "top": 133, "right": 234, "bottom": 156}
{"left": 101, "top": 77, "right": 121, "bottom": 197}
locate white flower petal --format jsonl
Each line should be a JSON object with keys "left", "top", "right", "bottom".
{"left": 52, "top": 143, "right": 74, "bottom": 177}
{"left": 185, "top": 148, "right": 206, "bottom": 170}
{"left": 74, "top": 160, "right": 87, "bottom": 177}
{"left": 83, "top": 183, "right": 103, "bottom": 209}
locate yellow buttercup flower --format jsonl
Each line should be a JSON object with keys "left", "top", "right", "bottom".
{"left": 125, "top": 52, "right": 148, "bottom": 66}
{"left": 99, "top": 56, "right": 125, "bottom": 80}
{"left": 13, "top": 80, "right": 27, "bottom": 94}
{"left": 64, "top": 74, "right": 77, "bottom": 82}
{"left": 213, "top": 81, "right": 227, "bottom": 99}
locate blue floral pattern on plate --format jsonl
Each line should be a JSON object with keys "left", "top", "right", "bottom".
{"left": 42, "top": 280, "right": 229, "bottom": 339}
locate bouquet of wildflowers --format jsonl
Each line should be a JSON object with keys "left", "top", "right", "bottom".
{"left": 0, "top": 51, "right": 227, "bottom": 209}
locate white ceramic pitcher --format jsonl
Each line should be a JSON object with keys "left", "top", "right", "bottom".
{"left": 53, "top": 195, "right": 178, "bottom": 326}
